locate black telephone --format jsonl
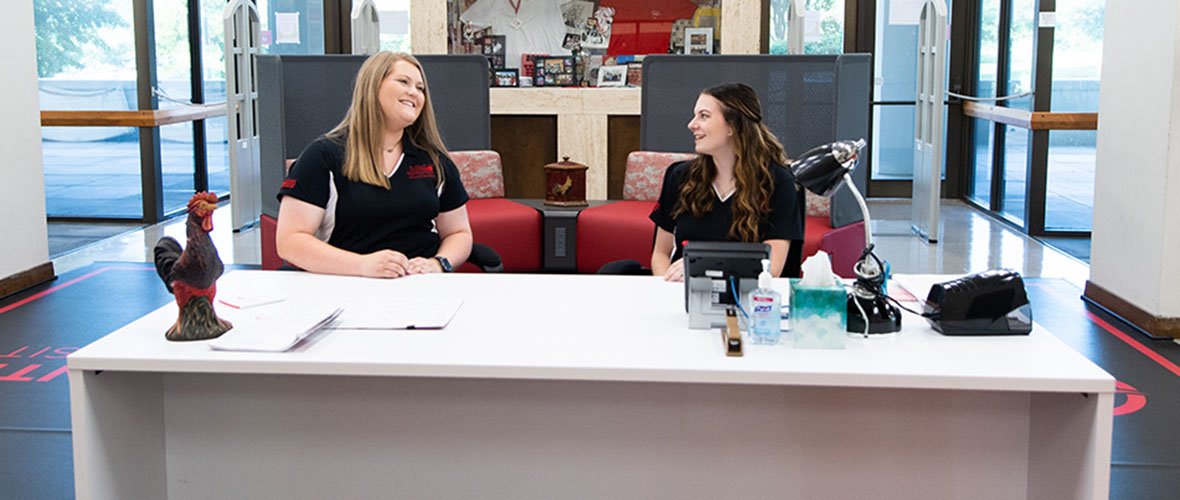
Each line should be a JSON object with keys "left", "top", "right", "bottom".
{"left": 923, "top": 270, "right": 1033, "bottom": 336}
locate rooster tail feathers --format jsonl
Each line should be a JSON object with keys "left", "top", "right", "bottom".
{"left": 154, "top": 236, "right": 183, "bottom": 293}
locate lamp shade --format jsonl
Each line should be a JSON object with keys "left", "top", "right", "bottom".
{"left": 789, "top": 139, "right": 864, "bottom": 197}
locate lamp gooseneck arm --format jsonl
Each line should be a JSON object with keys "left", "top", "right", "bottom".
{"left": 842, "top": 172, "right": 872, "bottom": 248}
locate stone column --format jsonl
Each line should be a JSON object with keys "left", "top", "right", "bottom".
{"left": 0, "top": 0, "right": 53, "bottom": 295}
{"left": 1086, "top": 0, "right": 1180, "bottom": 338}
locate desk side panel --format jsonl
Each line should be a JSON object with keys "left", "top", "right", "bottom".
{"left": 1028, "top": 391, "right": 1114, "bottom": 500}
{"left": 70, "top": 370, "right": 166, "bottom": 500}
{"left": 161, "top": 373, "right": 1032, "bottom": 500}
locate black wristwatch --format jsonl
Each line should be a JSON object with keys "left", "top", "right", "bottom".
{"left": 433, "top": 256, "right": 453, "bottom": 273}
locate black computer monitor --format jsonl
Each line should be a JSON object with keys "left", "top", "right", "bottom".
{"left": 683, "top": 241, "right": 770, "bottom": 329}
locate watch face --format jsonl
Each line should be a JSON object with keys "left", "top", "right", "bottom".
{"left": 435, "top": 256, "right": 452, "bottom": 273}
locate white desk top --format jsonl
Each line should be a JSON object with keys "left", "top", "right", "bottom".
{"left": 68, "top": 271, "right": 1114, "bottom": 394}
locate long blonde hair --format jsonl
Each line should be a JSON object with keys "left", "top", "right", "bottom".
{"left": 671, "top": 83, "right": 788, "bottom": 242}
{"left": 327, "top": 51, "right": 449, "bottom": 189}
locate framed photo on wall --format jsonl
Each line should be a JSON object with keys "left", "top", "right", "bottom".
{"left": 597, "top": 64, "right": 627, "bottom": 87}
{"left": 684, "top": 27, "right": 713, "bottom": 55}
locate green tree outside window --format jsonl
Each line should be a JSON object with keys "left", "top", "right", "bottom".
{"left": 34, "top": 0, "right": 126, "bottom": 78}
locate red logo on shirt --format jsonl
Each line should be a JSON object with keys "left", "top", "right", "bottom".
{"left": 407, "top": 164, "right": 436, "bottom": 179}
{"left": 281, "top": 179, "right": 297, "bottom": 189}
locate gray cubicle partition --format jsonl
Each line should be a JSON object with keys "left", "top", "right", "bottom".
{"left": 256, "top": 54, "right": 490, "bottom": 219}
{"left": 640, "top": 55, "right": 871, "bottom": 228}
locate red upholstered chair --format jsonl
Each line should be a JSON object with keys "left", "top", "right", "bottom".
{"left": 260, "top": 159, "right": 297, "bottom": 270}
{"left": 801, "top": 189, "right": 865, "bottom": 279}
{"left": 575, "top": 151, "right": 695, "bottom": 273}
{"left": 450, "top": 150, "right": 542, "bottom": 272}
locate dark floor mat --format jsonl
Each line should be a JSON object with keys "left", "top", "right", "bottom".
{"left": 1024, "top": 280, "right": 1180, "bottom": 466}
{"left": 1039, "top": 236, "right": 1092, "bottom": 262}
{"left": 47, "top": 222, "right": 145, "bottom": 258}
{"left": 0, "top": 264, "right": 172, "bottom": 429}
{"left": 0, "top": 430, "right": 74, "bottom": 500}
{"left": 1111, "top": 464, "right": 1180, "bottom": 500}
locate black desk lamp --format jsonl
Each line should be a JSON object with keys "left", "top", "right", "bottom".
{"left": 790, "top": 139, "right": 902, "bottom": 335}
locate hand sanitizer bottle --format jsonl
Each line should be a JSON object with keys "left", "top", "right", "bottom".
{"left": 749, "top": 259, "right": 782, "bottom": 345}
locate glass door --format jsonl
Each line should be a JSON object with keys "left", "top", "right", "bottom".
{"left": 871, "top": 0, "right": 946, "bottom": 179}
{"left": 259, "top": 0, "right": 326, "bottom": 55}
{"left": 202, "top": 0, "right": 231, "bottom": 199}
{"left": 965, "top": 0, "right": 1101, "bottom": 236}
{"left": 38, "top": 0, "right": 141, "bottom": 219}
{"left": 997, "top": 0, "right": 1035, "bottom": 225}
{"left": 863, "top": 0, "right": 953, "bottom": 198}
{"left": 769, "top": 0, "right": 846, "bottom": 55}
{"left": 374, "top": 0, "right": 412, "bottom": 52}
{"left": 156, "top": 0, "right": 198, "bottom": 214}
{"left": 37, "top": 0, "right": 332, "bottom": 224}
{"left": 1044, "top": 0, "right": 1103, "bottom": 232}
{"left": 967, "top": 0, "right": 1000, "bottom": 207}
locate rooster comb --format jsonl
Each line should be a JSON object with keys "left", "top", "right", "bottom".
{"left": 187, "top": 192, "right": 219, "bottom": 212}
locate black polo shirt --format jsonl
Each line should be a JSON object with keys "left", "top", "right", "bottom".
{"left": 277, "top": 135, "right": 468, "bottom": 259}
{"left": 649, "top": 160, "right": 806, "bottom": 277}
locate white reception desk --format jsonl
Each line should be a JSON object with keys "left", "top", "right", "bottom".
{"left": 68, "top": 271, "right": 1114, "bottom": 499}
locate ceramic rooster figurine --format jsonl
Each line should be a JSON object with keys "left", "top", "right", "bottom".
{"left": 154, "top": 192, "right": 232, "bottom": 341}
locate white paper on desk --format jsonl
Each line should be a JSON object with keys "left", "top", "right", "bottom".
{"left": 328, "top": 298, "right": 462, "bottom": 330}
{"left": 210, "top": 303, "right": 343, "bottom": 352}
{"left": 218, "top": 294, "right": 285, "bottom": 309}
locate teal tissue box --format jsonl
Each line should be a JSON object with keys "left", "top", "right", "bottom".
{"left": 789, "top": 279, "right": 847, "bottom": 349}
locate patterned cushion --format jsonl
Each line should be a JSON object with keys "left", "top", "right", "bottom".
{"left": 805, "top": 190, "right": 830, "bottom": 217}
{"left": 623, "top": 151, "right": 697, "bottom": 201}
{"left": 450, "top": 150, "right": 505, "bottom": 199}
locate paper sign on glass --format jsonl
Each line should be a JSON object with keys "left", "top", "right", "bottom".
{"left": 889, "top": 0, "right": 926, "bottom": 26}
{"left": 804, "top": 11, "right": 822, "bottom": 42}
{"left": 275, "top": 12, "right": 301, "bottom": 44}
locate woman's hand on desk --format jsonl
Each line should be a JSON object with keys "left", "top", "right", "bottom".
{"left": 663, "top": 258, "right": 685, "bottom": 282}
{"left": 406, "top": 257, "right": 443, "bottom": 274}
{"left": 359, "top": 250, "right": 410, "bottom": 278}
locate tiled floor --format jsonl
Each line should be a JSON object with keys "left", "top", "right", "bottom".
{"left": 865, "top": 199, "right": 1091, "bottom": 290}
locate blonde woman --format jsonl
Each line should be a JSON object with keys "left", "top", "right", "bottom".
{"left": 276, "top": 52, "right": 473, "bottom": 278}
{"left": 649, "top": 82, "right": 805, "bottom": 281}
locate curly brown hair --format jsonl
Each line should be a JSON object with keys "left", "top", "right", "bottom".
{"left": 671, "top": 83, "right": 788, "bottom": 242}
